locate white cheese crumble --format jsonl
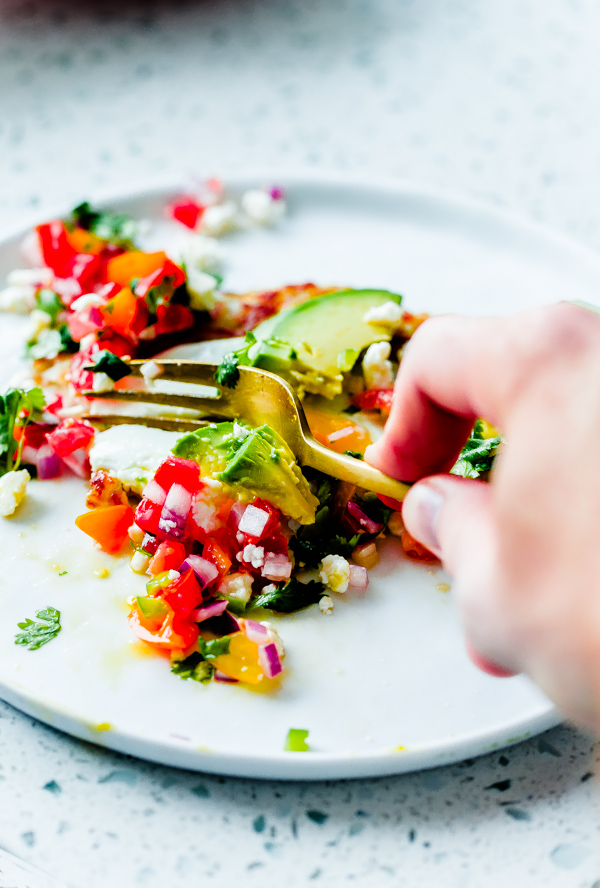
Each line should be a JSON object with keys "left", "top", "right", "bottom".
{"left": 241, "top": 189, "right": 286, "bottom": 226}
{"left": 219, "top": 572, "right": 253, "bottom": 603}
{"left": 130, "top": 550, "right": 151, "bottom": 574}
{"left": 7, "top": 267, "right": 53, "bottom": 288}
{"left": 200, "top": 201, "right": 238, "bottom": 237}
{"left": 89, "top": 424, "right": 180, "bottom": 496}
{"left": 91, "top": 372, "right": 115, "bottom": 393}
{"left": 259, "top": 620, "right": 285, "bottom": 658}
{"left": 140, "top": 360, "right": 162, "bottom": 382}
{"left": 0, "top": 469, "right": 30, "bottom": 517}
{"left": 70, "top": 293, "right": 105, "bottom": 312}
{"left": 319, "top": 595, "right": 334, "bottom": 615}
{"left": 239, "top": 544, "right": 265, "bottom": 569}
{"left": 186, "top": 267, "right": 219, "bottom": 312}
{"left": 362, "top": 341, "right": 395, "bottom": 390}
{"left": 363, "top": 300, "right": 404, "bottom": 331}
{"left": 167, "top": 569, "right": 181, "bottom": 581}
{"left": 179, "top": 234, "right": 224, "bottom": 274}
{"left": 319, "top": 554, "right": 351, "bottom": 594}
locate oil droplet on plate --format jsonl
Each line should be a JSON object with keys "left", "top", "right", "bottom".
{"left": 436, "top": 583, "right": 451, "bottom": 593}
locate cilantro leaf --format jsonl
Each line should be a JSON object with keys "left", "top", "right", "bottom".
{"left": 144, "top": 274, "right": 178, "bottom": 315}
{"left": 35, "top": 289, "right": 65, "bottom": 324}
{"left": 15, "top": 606, "right": 61, "bottom": 650}
{"left": 290, "top": 532, "right": 360, "bottom": 570}
{"left": 452, "top": 421, "right": 502, "bottom": 479}
{"left": 252, "top": 577, "right": 325, "bottom": 613}
{"left": 215, "top": 352, "right": 241, "bottom": 388}
{"left": 344, "top": 450, "right": 364, "bottom": 460}
{"left": 84, "top": 350, "right": 131, "bottom": 382}
{"left": 198, "top": 636, "right": 231, "bottom": 660}
{"left": 171, "top": 651, "right": 214, "bottom": 683}
{"left": 0, "top": 387, "right": 46, "bottom": 475}
{"left": 71, "top": 202, "right": 138, "bottom": 248}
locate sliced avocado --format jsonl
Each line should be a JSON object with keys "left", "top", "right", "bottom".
{"left": 172, "top": 421, "right": 318, "bottom": 524}
{"left": 252, "top": 289, "right": 402, "bottom": 375}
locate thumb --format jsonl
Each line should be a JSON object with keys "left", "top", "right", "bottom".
{"left": 403, "top": 475, "right": 518, "bottom": 677}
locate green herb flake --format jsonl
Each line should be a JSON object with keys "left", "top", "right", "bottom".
{"left": 285, "top": 728, "right": 310, "bottom": 752}
{"left": 214, "top": 352, "right": 241, "bottom": 388}
{"left": 15, "top": 607, "right": 61, "bottom": 650}
{"left": 70, "top": 202, "right": 138, "bottom": 248}
{"left": 452, "top": 420, "right": 502, "bottom": 479}
{"left": 344, "top": 450, "right": 364, "bottom": 460}
{"left": 252, "top": 577, "right": 325, "bottom": 613}
{"left": 171, "top": 651, "right": 214, "bottom": 683}
{"left": 0, "top": 386, "right": 46, "bottom": 476}
{"left": 198, "top": 636, "right": 231, "bottom": 660}
{"left": 35, "top": 289, "right": 65, "bottom": 323}
{"left": 84, "top": 350, "right": 131, "bottom": 382}
{"left": 58, "top": 571, "right": 67, "bottom": 576}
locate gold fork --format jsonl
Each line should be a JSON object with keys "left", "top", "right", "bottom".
{"left": 83, "top": 359, "right": 410, "bottom": 502}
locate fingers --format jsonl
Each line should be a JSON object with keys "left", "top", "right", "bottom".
{"left": 367, "top": 303, "right": 600, "bottom": 482}
{"left": 403, "top": 475, "right": 520, "bottom": 675}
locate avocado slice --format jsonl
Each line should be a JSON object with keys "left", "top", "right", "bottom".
{"left": 252, "top": 288, "right": 402, "bottom": 375}
{"left": 172, "top": 421, "right": 318, "bottom": 524}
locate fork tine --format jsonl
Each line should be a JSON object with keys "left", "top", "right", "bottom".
{"left": 82, "top": 414, "right": 211, "bottom": 432}
{"left": 82, "top": 388, "right": 235, "bottom": 416}
{"left": 127, "top": 359, "right": 221, "bottom": 386}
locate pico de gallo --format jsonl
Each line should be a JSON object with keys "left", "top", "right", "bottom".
{"left": 0, "top": 183, "right": 502, "bottom": 687}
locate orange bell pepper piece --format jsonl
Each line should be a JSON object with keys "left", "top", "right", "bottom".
{"left": 105, "top": 251, "right": 168, "bottom": 287}
{"left": 65, "top": 227, "right": 107, "bottom": 255}
{"left": 303, "top": 408, "right": 371, "bottom": 455}
{"left": 100, "top": 287, "right": 147, "bottom": 338}
{"left": 75, "top": 504, "right": 134, "bottom": 554}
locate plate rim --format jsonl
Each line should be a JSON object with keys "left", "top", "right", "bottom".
{"left": 0, "top": 170, "right": 573, "bottom": 780}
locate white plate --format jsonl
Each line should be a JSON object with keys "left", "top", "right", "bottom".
{"left": 4, "top": 172, "right": 597, "bottom": 781}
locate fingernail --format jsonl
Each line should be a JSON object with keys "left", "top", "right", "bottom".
{"left": 404, "top": 483, "right": 443, "bottom": 553}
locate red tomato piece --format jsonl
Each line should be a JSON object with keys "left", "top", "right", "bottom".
{"left": 168, "top": 197, "right": 204, "bottom": 230}
{"left": 147, "top": 540, "right": 187, "bottom": 576}
{"left": 202, "top": 539, "right": 232, "bottom": 577}
{"left": 47, "top": 418, "right": 95, "bottom": 457}
{"left": 153, "top": 456, "right": 202, "bottom": 494}
{"left": 66, "top": 253, "right": 104, "bottom": 291}
{"left": 154, "top": 303, "right": 194, "bottom": 335}
{"left": 129, "top": 604, "right": 198, "bottom": 651}
{"left": 135, "top": 258, "right": 186, "bottom": 299}
{"left": 36, "top": 221, "right": 76, "bottom": 276}
{"left": 351, "top": 388, "right": 394, "bottom": 415}
{"left": 21, "top": 422, "right": 54, "bottom": 450}
{"left": 161, "top": 568, "right": 204, "bottom": 617}
{"left": 134, "top": 497, "right": 164, "bottom": 536}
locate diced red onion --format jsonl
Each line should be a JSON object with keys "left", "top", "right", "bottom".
{"left": 36, "top": 443, "right": 62, "bottom": 480}
{"left": 238, "top": 503, "right": 270, "bottom": 538}
{"left": 214, "top": 670, "right": 238, "bottom": 684}
{"left": 270, "top": 186, "right": 285, "bottom": 201}
{"left": 179, "top": 555, "right": 219, "bottom": 590}
{"left": 327, "top": 426, "right": 355, "bottom": 444}
{"left": 227, "top": 501, "right": 247, "bottom": 533}
{"left": 241, "top": 619, "right": 269, "bottom": 645}
{"left": 191, "top": 598, "right": 228, "bottom": 622}
{"left": 158, "top": 482, "right": 193, "bottom": 541}
{"left": 348, "top": 564, "right": 369, "bottom": 591}
{"left": 21, "top": 445, "right": 39, "bottom": 465}
{"left": 261, "top": 553, "right": 293, "bottom": 581}
{"left": 258, "top": 642, "right": 283, "bottom": 679}
{"left": 61, "top": 447, "right": 90, "bottom": 478}
{"left": 347, "top": 502, "right": 383, "bottom": 534}
{"left": 144, "top": 478, "right": 167, "bottom": 506}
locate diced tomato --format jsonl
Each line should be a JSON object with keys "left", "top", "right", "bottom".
{"left": 154, "top": 303, "right": 194, "bottom": 335}
{"left": 106, "top": 250, "right": 168, "bottom": 288}
{"left": 47, "top": 418, "right": 95, "bottom": 456}
{"left": 75, "top": 504, "right": 134, "bottom": 554}
{"left": 43, "top": 393, "right": 63, "bottom": 416}
{"left": 95, "top": 329, "right": 135, "bottom": 358}
{"left": 135, "top": 258, "right": 186, "bottom": 300}
{"left": 67, "top": 253, "right": 104, "bottom": 291}
{"left": 154, "top": 456, "right": 202, "bottom": 494}
{"left": 134, "top": 497, "right": 164, "bottom": 536}
{"left": 161, "top": 568, "right": 203, "bottom": 617}
{"left": 129, "top": 603, "right": 198, "bottom": 651}
{"left": 202, "top": 539, "right": 232, "bottom": 577}
{"left": 351, "top": 388, "right": 394, "bottom": 416}
{"left": 168, "top": 197, "right": 204, "bottom": 230}
{"left": 147, "top": 540, "right": 187, "bottom": 576}
{"left": 20, "top": 422, "right": 55, "bottom": 450}
{"left": 95, "top": 281, "right": 123, "bottom": 301}
{"left": 141, "top": 532, "right": 159, "bottom": 555}
{"left": 36, "top": 221, "right": 76, "bottom": 276}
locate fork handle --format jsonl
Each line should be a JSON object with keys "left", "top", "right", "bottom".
{"left": 302, "top": 439, "right": 412, "bottom": 503}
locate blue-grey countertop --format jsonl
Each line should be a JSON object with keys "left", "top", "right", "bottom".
{"left": 1, "top": 1, "right": 600, "bottom": 885}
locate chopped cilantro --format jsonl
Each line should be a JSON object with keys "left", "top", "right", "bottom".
{"left": 58, "top": 571, "right": 67, "bottom": 576}
{"left": 215, "top": 352, "right": 241, "bottom": 388}
{"left": 344, "top": 450, "right": 364, "bottom": 460}
{"left": 35, "top": 289, "right": 65, "bottom": 323}
{"left": 144, "top": 274, "right": 178, "bottom": 315}
{"left": 252, "top": 577, "right": 325, "bottom": 613}
{"left": 14, "top": 607, "right": 61, "bottom": 650}
{"left": 84, "top": 350, "right": 131, "bottom": 382}
{"left": 26, "top": 325, "right": 77, "bottom": 360}
{"left": 171, "top": 651, "right": 214, "bottom": 683}
{"left": 290, "top": 532, "right": 360, "bottom": 570}
{"left": 452, "top": 420, "right": 502, "bottom": 479}
{"left": 70, "top": 202, "right": 138, "bottom": 248}
{"left": 284, "top": 728, "right": 310, "bottom": 752}
{"left": 0, "top": 386, "right": 45, "bottom": 476}
{"left": 198, "top": 636, "right": 231, "bottom": 660}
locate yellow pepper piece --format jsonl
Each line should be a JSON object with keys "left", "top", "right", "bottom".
{"left": 211, "top": 632, "right": 265, "bottom": 685}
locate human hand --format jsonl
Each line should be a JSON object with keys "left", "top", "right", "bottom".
{"left": 366, "top": 302, "right": 600, "bottom": 732}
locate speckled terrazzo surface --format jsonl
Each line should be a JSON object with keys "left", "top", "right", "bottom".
{"left": 1, "top": 1, "right": 600, "bottom": 886}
